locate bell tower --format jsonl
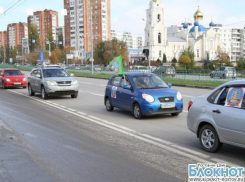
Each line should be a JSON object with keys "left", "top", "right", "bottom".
{"left": 144, "top": 0, "right": 167, "bottom": 63}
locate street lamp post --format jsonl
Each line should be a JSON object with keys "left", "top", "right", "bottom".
{"left": 90, "top": 9, "right": 94, "bottom": 75}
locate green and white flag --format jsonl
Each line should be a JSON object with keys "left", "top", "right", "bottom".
{"left": 109, "top": 55, "right": 124, "bottom": 75}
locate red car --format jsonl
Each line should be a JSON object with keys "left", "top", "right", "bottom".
{"left": 0, "top": 68, "right": 27, "bottom": 89}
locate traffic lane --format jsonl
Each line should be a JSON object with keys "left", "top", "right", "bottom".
{"left": 12, "top": 87, "right": 245, "bottom": 167}
{"left": 0, "top": 89, "right": 188, "bottom": 182}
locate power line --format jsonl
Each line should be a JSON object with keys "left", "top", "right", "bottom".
{"left": 223, "top": 21, "right": 245, "bottom": 27}
{"left": 3, "top": 0, "right": 20, "bottom": 11}
{"left": 0, "top": 0, "right": 28, "bottom": 19}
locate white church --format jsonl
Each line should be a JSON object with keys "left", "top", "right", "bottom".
{"left": 143, "top": 0, "right": 224, "bottom": 62}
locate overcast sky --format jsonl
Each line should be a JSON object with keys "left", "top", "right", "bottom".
{"left": 0, "top": 0, "right": 245, "bottom": 38}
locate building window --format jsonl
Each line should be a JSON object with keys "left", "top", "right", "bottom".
{"left": 210, "top": 39, "right": 214, "bottom": 48}
{"left": 197, "top": 49, "right": 200, "bottom": 58}
{"left": 157, "top": 14, "right": 161, "bottom": 21}
{"left": 158, "top": 33, "right": 161, "bottom": 43}
{"left": 159, "top": 51, "right": 161, "bottom": 58}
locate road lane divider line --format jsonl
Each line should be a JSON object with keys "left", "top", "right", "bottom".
{"left": 91, "top": 93, "right": 104, "bottom": 97}
{"left": 78, "top": 82, "right": 92, "bottom": 84}
{"left": 182, "top": 95, "right": 193, "bottom": 98}
{"left": 9, "top": 89, "right": 241, "bottom": 167}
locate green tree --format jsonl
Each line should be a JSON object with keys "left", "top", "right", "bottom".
{"left": 0, "top": 46, "right": 4, "bottom": 62}
{"left": 29, "top": 23, "right": 40, "bottom": 52}
{"left": 171, "top": 57, "right": 177, "bottom": 63}
{"left": 181, "top": 47, "right": 195, "bottom": 69}
{"left": 163, "top": 53, "right": 167, "bottom": 63}
{"left": 58, "top": 33, "right": 64, "bottom": 50}
{"left": 94, "top": 39, "right": 128, "bottom": 65}
{"left": 5, "top": 46, "right": 10, "bottom": 63}
{"left": 236, "top": 58, "right": 245, "bottom": 70}
{"left": 179, "top": 54, "right": 191, "bottom": 69}
{"left": 46, "top": 28, "right": 56, "bottom": 52}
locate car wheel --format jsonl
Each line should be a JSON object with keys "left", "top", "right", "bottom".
{"left": 105, "top": 98, "right": 114, "bottom": 111}
{"left": 23, "top": 86, "right": 26, "bottom": 89}
{"left": 221, "top": 74, "right": 226, "bottom": 79}
{"left": 210, "top": 74, "right": 213, "bottom": 78}
{"left": 28, "top": 84, "right": 35, "bottom": 96}
{"left": 71, "top": 92, "right": 78, "bottom": 98}
{"left": 41, "top": 86, "right": 48, "bottom": 100}
{"left": 133, "top": 103, "right": 142, "bottom": 119}
{"left": 199, "top": 125, "right": 223, "bottom": 153}
{"left": 171, "top": 113, "right": 179, "bottom": 116}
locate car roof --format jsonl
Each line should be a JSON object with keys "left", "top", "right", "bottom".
{"left": 225, "top": 80, "right": 245, "bottom": 85}
{"left": 124, "top": 72, "right": 155, "bottom": 76}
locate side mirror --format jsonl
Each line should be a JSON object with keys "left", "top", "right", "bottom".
{"left": 168, "top": 83, "right": 172, "bottom": 88}
{"left": 36, "top": 74, "right": 41, "bottom": 78}
{"left": 70, "top": 73, "right": 74, "bottom": 77}
{"left": 123, "top": 85, "right": 131, "bottom": 90}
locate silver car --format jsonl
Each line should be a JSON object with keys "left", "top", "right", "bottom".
{"left": 28, "top": 65, "right": 79, "bottom": 99}
{"left": 210, "top": 66, "right": 236, "bottom": 79}
{"left": 187, "top": 80, "right": 245, "bottom": 152}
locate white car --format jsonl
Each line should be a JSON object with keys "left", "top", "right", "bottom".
{"left": 187, "top": 80, "right": 245, "bottom": 152}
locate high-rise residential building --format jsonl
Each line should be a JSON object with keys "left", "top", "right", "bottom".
{"left": 0, "top": 31, "right": 8, "bottom": 47}
{"left": 27, "top": 9, "right": 59, "bottom": 48}
{"left": 64, "top": 0, "right": 111, "bottom": 54}
{"left": 111, "top": 30, "right": 143, "bottom": 49}
{"left": 7, "top": 23, "right": 28, "bottom": 48}
{"left": 56, "top": 26, "right": 65, "bottom": 47}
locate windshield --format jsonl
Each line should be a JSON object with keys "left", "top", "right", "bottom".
{"left": 132, "top": 75, "right": 169, "bottom": 89}
{"left": 43, "top": 69, "right": 70, "bottom": 78}
{"left": 4, "top": 70, "right": 22, "bottom": 75}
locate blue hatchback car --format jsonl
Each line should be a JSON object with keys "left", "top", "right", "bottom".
{"left": 104, "top": 72, "right": 183, "bottom": 119}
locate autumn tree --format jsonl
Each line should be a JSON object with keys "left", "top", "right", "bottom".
{"left": 181, "top": 47, "right": 195, "bottom": 69}
{"left": 94, "top": 39, "right": 128, "bottom": 65}
{"left": 50, "top": 49, "right": 61, "bottom": 64}
{"left": 58, "top": 33, "right": 64, "bottom": 50}
{"left": 0, "top": 46, "right": 4, "bottom": 62}
{"left": 29, "top": 23, "right": 40, "bottom": 52}
{"left": 179, "top": 55, "right": 191, "bottom": 69}
{"left": 216, "top": 46, "right": 230, "bottom": 65}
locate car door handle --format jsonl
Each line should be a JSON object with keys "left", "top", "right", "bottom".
{"left": 213, "top": 109, "right": 221, "bottom": 114}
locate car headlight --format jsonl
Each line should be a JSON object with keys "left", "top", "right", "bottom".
{"left": 46, "top": 80, "right": 57, "bottom": 86}
{"left": 177, "top": 92, "right": 182, "bottom": 100}
{"left": 23, "top": 78, "right": 26, "bottom": 81}
{"left": 5, "top": 78, "right": 10, "bottom": 82}
{"left": 142, "top": 94, "right": 154, "bottom": 103}
{"left": 71, "top": 80, "right": 78, "bottom": 85}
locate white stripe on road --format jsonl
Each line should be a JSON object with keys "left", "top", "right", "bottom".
{"left": 9, "top": 89, "right": 213, "bottom": 165}
{"left": 78, "top": 82, "right": 92, "bottom": 84}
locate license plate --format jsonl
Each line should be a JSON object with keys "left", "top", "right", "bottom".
{"left": 60, "top": 87, "right": 70, "bottom": 90}
{"left": 14, "top": 83, "right": 21, "bottom": 85}
{"left": 161, "top": 102, "right": 175, "bottom": 108}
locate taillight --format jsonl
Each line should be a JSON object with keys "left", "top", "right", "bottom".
{"left": 188, "top": 101, "right": 193, "bottom": 111}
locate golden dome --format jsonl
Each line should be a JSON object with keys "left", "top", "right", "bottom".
{"left": 194, "top": 6, "right": 203, "bottom": 21}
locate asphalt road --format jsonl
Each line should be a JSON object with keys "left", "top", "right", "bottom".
{"left": 0, "top": 75, "right": 245, "bottom": 181}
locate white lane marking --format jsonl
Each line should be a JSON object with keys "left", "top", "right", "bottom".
{"left": 182, "top": 95, "right": 193, "bottom": 98}
{"left": 91, "top": 93, "right": 104, "bottom": 97}
{"left": 183, "top": 110, "right": 188, "bottom": 113}
{"left": 170, "top": 144, "right": 210, "bottom": 159}
{"left": 100, "top": 85, "right": 106, "bottom": 87}
{"left": 77, "top": 111, "right": 87, "bottom": 116}
{"left": 9, "top": 89, "right": 211, "bottom": 164}
{"left": 67, "top": 108, "right": 76, "bottom": 112}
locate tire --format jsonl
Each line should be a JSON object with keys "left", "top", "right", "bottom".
{"left": 23, "top": 86, "right": 26, "bottom": 89}
{"left": 210, "top": 74, "right": 213, "bottom": 78}
{"left": 171, "top": 113, "right": 179, "bottom": 116}
{"left": 28, "top": 84, "right": 35, "bottom": 96}
{"left": 105, "top": 98, "right": 114, "bottom": 111}
{"left": 221, "top": 74, "right": 226, "bottom": 79}
{"left": 71, "top": 92, "right": 78, "bottom": 98}
{"left": 41, "top": 86, "right": 48, "bottom": 100}
{"left": 199, "top": 125, "right": 223, "bottom": 153}
{"left": 133, "top": 103, "right": 142, "bottom": 119}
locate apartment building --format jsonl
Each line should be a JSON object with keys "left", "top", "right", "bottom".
{"left": 27, "top": 9, "right": 59, "bottom": 48}
{"left": 7, "top": 23, "right": 28, "bottom": 48}
{"left": 56, "top": 26, "right": 65, "bottom": 47}
{"left": 64, "top": 0, "right": 111, "bottom": 52}
{"left": 213, "top": 27, "right": 245, "bottom": 62}
{"left": 111, "top": 31, "right": 143, "bottom": 49}
{"left": 0, "top": 31, "right": 8, "bottom": 47}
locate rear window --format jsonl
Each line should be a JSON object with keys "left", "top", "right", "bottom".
{"left": 207, "top": 88, "right": 223, "bottom": 104}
